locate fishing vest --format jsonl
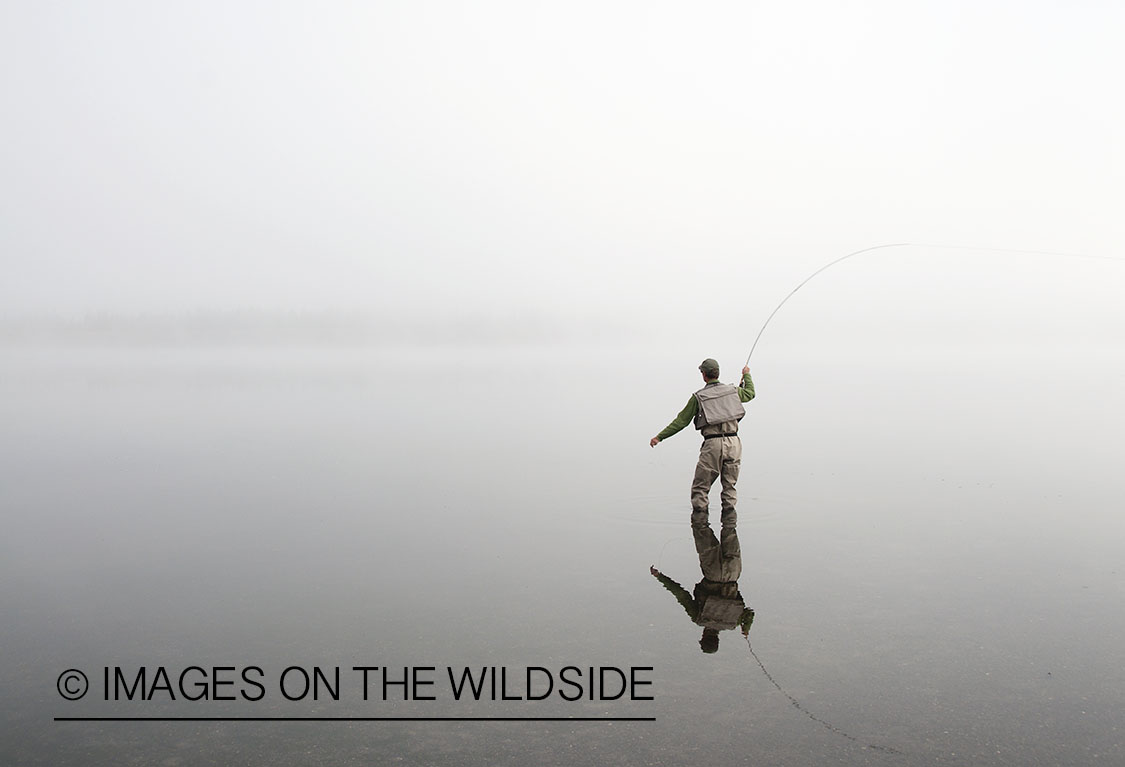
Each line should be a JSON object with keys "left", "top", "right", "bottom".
{"left": 693, "top": 382, "right": 745, "bottom": 435}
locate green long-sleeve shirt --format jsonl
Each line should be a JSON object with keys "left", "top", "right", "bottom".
{"left": 656, "top": 372, "right": 755, "bottom": 442}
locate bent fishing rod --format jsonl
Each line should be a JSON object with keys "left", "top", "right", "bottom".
{"left": 744, "top": 242, "right": 1122, "bottom": 366}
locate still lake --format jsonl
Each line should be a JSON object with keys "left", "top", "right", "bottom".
{"left": 2, "top": 330, "right": 1122, "bottom": 765}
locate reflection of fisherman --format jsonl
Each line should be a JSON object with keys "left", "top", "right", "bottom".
{"left": 650, "top": 523, "right": 754, "bottom": 654}
{"left": 650, "top": 359, "right": 755, "bottom": 526}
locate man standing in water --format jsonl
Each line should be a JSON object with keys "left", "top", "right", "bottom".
{"left": 650, "top": 359, "right": 755, "bottom": 527}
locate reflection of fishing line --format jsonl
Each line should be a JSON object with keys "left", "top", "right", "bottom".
{"left": 745, "top": 242, "right": 1125, "bottom": 365}
{"left": 655, "top": 537, "right": 677, "bottom": 570}
{"left": 654, "top": 242, "right": 1122, "bottom": 754}
{"left": 743, "top": 634, "right": 904, "bottom": 755}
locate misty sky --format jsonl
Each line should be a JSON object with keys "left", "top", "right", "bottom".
{"left": 3, "top": 1, "right": 1124, "bottom": 322}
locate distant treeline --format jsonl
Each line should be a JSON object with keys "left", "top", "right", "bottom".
{"left": 0, "top": 311, "right": 635, "bottom": 347}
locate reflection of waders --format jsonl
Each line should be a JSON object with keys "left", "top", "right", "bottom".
{"left": 691, "top": 383, "right": 745, "bottom": 522}
{"left": 693, "top": 521, "right": 742, "bottom": 582}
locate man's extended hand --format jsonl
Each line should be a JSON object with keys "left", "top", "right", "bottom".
{"left": 742, "top": 365, "right": 750, "bottom": 376}
{"left": 650, "top": 437, "right": 660, "bottom": 448}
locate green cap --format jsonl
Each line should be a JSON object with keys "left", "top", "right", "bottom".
{"left": 699, "top": 358, "right": 720, "bottom": 377}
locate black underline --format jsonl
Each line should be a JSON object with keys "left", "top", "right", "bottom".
{"left": 55, "top": 716, "right": 655, "bottom": 722}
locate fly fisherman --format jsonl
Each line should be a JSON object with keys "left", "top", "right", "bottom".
{"left": 650, "top": 359, "right": 755, "bottom": 527}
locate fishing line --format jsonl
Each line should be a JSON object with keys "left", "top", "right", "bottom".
{"left": 733, "top": 241, "right": 1122, "bottom": 754}
{"left": 744, "top": 242, "right": 1124, "bottom": 365}
{"left": 743, "top": 633, "right": 904, "bottom": 755}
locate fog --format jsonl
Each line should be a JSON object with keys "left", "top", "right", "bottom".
{"left": 3, "top": 2, "right": 1124, "bottom": 765}
{"left": 3, "top": 1, "right": 1124, "bottom": 322}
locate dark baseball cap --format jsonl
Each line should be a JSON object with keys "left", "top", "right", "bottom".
{"left": 699, "top": 358, "right": 720, "bottom": 377}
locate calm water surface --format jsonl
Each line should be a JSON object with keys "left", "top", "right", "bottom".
{"left": 2, "top": 340, "right": 1122, "bottom": 765}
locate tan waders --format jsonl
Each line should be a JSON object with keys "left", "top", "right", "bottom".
{"left": 690, "top": 433, "right": 741, "bottom": 526}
